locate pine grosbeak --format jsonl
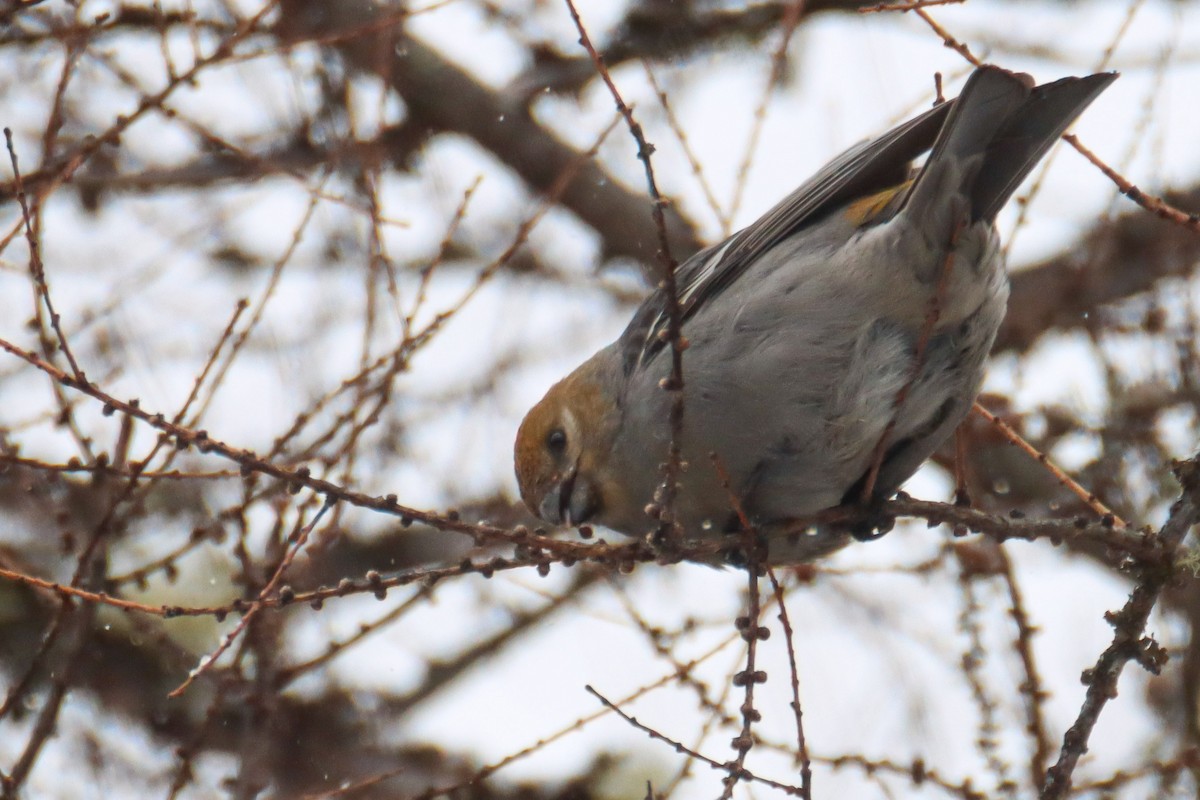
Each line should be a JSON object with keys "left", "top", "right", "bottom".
{"left": 514, "top": 65, "right": 1115, "bottom": 564}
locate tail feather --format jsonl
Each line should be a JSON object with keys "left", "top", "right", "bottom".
{"left": 971, "top": 72, "right": 1118, "bottom": 221}
{"left": 900, "top": 66, "right": 1032, "bottom": 230}
{"left": 901, "top": 66, "right": 1116, "bottom": 230}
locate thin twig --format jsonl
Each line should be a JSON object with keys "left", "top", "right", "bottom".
{"left": 722, "top": 544, "right": 766, "bottom": 799}
{"left": 972, "top": 401, "right": 1126, "bottom": 528}
{"left": 1064, "top": 133, "right": 1200, "bottom": 234}
{"left": 643, "top": 64, "right": 730, "bottom": 233}
{"left": 726, "top": 0, "right": 806, "bottom": 226}
{"left": 584, "top": 685, "right": 805, "bottom": 796}
{"left": 415, "top": 628, "right": 747, "bottom": 800}
{"left": 768, "top": 569, "right": 813, "bottom": 799}
{"left": 4, "top": 128, "right": 84, "bottom": 380}
{"left": 859, "top": 0, "right": 965, "bottom": 12}
{"left": 912, "top": 8, "right": 982, "bottom": 65}
{"left": 997, "top": 548, "right": 1052, "bottom": 789}
{"left": 709, "top": 453, "right": 768, "bottom": 798}
{"left": 956, "top": 564, "right": 1016, "bottom": 795}
{"left": 169, "top": 497, "right": 336, "bottom": 697}
{"left": 563, "top": 0, "right": 687, "bottom": 550}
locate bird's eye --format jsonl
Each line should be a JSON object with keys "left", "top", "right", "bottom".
{"left": 545, "top": 428, "right": 567, "bottom": 455}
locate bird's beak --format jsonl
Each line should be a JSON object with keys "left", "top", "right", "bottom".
{"left": 538, "top": 463, "right": 597, "bottom": 526}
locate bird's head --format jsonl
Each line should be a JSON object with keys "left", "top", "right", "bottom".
{"left": 514, "top": 354, "right": 622, "bottom": 528}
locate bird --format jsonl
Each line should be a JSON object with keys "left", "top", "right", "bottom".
{"left": 514, "top": 65, "right": 1116, "bottom": 565}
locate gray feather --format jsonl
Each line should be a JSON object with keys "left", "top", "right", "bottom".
{"left": 596, "top": 66, "right": 1115, "bottom": 561}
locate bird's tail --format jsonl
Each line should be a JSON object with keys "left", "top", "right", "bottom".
{"left": 901, "top": 66, "right": 1117, "bottom": 231}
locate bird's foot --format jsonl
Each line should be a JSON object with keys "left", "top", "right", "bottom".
{"left": 846, "top": 501, "right": 896, "bottom": 542}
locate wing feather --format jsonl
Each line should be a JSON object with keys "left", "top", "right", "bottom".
{"left": 622, "top": 98, "right": 954, "bottom": 371}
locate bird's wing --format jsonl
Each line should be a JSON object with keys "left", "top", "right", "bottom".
{"left": 620, "top": 98, "right": 953, "bottom": 373}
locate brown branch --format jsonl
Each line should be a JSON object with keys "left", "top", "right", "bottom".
{"left": 859, "top": 0, "right": 965, "bottom": 11}
{"left": 274, "top": 0, "right": 702, "bottom": 274}
{"left": 0, "top": 3, "right": 278, "bottom": 201}
{"left": 972, "top": 401, "right": 1125, "bottom": 526}
{"left": 507, "top": 1, "right": 876, "bottom": 98}
{"left": 1065, "top": 134, "right": 1200, "bottom": 235}
{"left": 562, "top": 0, "right": 687, "bottom": 551}
{"left": 1, "top": 593, "right": 95, "bottom": 798}
{"left": 1041, "top": 454, "right": 1200, "bottom": 798}
{"left": 885, "top": 495, "right": 1161, "bottom": 564}
{"left": 722, "top": 543, "right": 767, "bottom": 799}
{"left": 995, "top": 185, "right": 1200, "bottom": 354}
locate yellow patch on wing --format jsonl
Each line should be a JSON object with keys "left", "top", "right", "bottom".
{"left": 842, "top": 181, "right": 912, "bottom": 228}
